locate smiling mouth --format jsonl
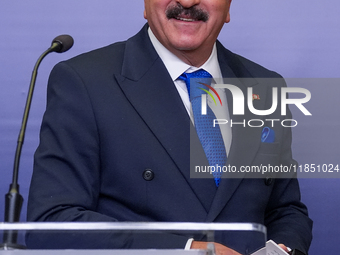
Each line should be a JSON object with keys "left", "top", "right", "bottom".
{"left": 166, "top": 4, "right": 209, "bottom": 23}
{"left": 175, "top": 17, "right": 198, "bottom": 22}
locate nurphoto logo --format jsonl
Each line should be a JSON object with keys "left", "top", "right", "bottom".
{"left": 199, "top": 83, "right": 312, "bottom": 128}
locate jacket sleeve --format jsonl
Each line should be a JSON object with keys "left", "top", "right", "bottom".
{"left": 263, "top": 78, "right": 313, "bottom": 254}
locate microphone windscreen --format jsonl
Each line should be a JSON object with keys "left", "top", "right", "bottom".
{"left": 51, "top": 35, "right": 74, "bottom": 53}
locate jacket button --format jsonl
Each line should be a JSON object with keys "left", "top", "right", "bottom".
{"left": 265, "top": 176, "right": 274, "bottom": 186}
{"left": 143, "top": 169, "right": 154, "bottom": 181}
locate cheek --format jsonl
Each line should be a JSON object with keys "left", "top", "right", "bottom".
{"left": 145, "top": 2, "right": 167, "bottom": 24}
{"left": 210, "top": 2, "right": 231, "bottom": 23}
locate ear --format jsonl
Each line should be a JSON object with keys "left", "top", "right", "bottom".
{"left": 225, "top": 0, "right": 232, "bottom": 23}
{"left": 143, "top": 0, "right": 148, "bottom": 20}
{"left": 225, "top": 12, "right": 231, "bottom": 23}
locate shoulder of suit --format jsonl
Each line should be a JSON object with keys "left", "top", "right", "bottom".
{"left": 59, "top": 40, "right": 128, "bottom": 75}
{"left": 216, "top": 41, "right": 282, "bottom": 79}
{"left": 57, "top": 24, "right": 153, "bottom": 77}
{"left": 234, "top": 53, "right": 282, "bottom": 78}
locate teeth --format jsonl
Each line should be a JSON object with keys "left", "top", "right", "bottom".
{"left": 177, "top": 17, "right": 196, "bottom": 22}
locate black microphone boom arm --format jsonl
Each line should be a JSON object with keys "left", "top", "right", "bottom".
{"left": 1, "top": 35, "right": 74, "bottom": 250}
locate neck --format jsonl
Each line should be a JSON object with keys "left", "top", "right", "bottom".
{"left": 172, "top": 46, "right": 213, "bottom": 67}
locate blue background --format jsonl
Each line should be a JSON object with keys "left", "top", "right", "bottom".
{"left": 1, "top": 1, "right": 339, "bottom": 254}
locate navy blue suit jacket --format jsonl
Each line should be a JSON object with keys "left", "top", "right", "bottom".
{"left": 27, "top": 24, "right": 312, "bottom": 254}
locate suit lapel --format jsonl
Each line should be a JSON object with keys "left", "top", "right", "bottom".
{"left": 206, "top": 42, "right": 269, "bottom": 221}
{"left": 114, "top": 25, "right": 216, "bottom": 212}
{"left": 113, "top": 27, "right": 271, "bottom": 219}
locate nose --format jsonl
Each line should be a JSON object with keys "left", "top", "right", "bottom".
{"left": 176, "top": 0, "right": 200, "bottom": 8}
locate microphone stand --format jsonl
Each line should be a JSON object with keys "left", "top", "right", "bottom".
{"left": 0, "top": 39, "right": 72, "bottom": 250}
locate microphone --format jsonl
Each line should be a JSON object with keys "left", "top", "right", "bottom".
{"left": 0, "top": 35, "right": 74, "bottom": 250}
{"left": 51, "top": 34, "right": 74, "bottom": 53}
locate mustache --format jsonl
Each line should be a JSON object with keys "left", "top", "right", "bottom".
{"left": 166, "top": 3, "right": 209, "bottom": 22}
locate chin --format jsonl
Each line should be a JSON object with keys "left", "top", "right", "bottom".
{"left": 171, "top": 40, "right": 203, "bottom": 52}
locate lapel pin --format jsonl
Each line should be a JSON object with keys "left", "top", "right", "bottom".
{"left": 252, "top": 94, "right": 260, "bottom": 100}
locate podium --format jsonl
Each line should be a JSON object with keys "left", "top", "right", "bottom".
{"left": 0, "top": 250, "right": 206, "bottom": 255}
{"left": 0, "top": 222, "right": 267, "bottom": 255}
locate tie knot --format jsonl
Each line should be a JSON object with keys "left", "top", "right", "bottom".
{"left": 178, "top": 69, "right": 212, "bottom": 98}
{"left": 180, "top": 69, "right": 212, "bottom": 80}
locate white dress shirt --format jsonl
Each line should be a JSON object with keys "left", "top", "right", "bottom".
{"left": 148, "top": 28, "right": 232, "bottom": 155}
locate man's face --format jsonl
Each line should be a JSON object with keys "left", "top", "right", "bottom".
{"left": 144, "top": 0, "right": 232, "bottom": 57}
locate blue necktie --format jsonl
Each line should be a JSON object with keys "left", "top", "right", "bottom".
{"left": 179, "top": 69, "right": 227, "bottom": 187}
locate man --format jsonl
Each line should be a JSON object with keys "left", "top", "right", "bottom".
{"left": 27, "top": 0, "right": 313, "bottom": 254}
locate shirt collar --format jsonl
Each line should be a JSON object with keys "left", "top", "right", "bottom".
{"left": 148, "top": 28, "right": 222, "bottom": 81}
